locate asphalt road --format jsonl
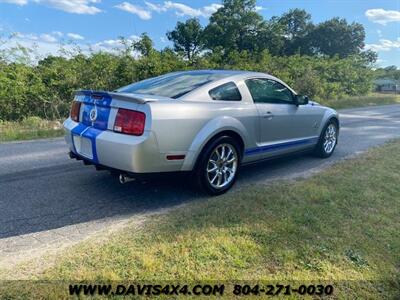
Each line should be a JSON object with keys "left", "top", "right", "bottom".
{"left": 1, "top": 104, "right": 400, "bottom": 269}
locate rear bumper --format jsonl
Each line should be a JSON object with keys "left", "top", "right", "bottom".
{"left": 63, "top": 118, "right": 184, "bottom": 173}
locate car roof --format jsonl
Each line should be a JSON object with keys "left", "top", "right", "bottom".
{"left": 171, "top": 69, "right": 283, "bottom": 83}
{"left": 171, "top": 69, "right": 267, "bottom": 77}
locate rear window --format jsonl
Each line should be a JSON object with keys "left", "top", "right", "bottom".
{"left": 117, "top": 71, "right": 230, "bottom": 99}
{"left": 209, "top": 82, "right": 242, "bottom": 101}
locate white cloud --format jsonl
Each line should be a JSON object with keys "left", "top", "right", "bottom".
{"left": 92, "top": 35, "right": 139, "bottom": 51}
{"left": 0, "top": 0, "right": 28, "bottom": 5}
{"left": 144, "top": 1, "right": 223, "bottom": 18}
{"left": 202, "top": 3, "right": 223, "bottom": 16}
{"left": 52, "top": 31, "right": 63, "bottom": 37}
{"left": 40, "top": 33, "right": 57, "bottom": 42}
{"left": 115, "top": 2, "right": 152, "bottom": 20}
{"left": 36, "top": 0, "right": 102, "bottom": 14}
{"left": 2, "top": 39, "right": 67, "bottom": 62}
{"left": 14, "top": 31, "right": 64, "bottom": 44}
{"left": 144, "top": 1, "right": 166, "bottom": 13}
{"left": 0, "top": 0, "right": 102, "bottom": 14}
{"left": 15, "top": 32, "right": 37, "bottom": 40}
{"left": 2, "top": 32, "right": 64, "bottom": 63}
{"left": 1, "top": 32, "right": 141, "bottom": 63}
{"left": 365, "top": 38, "right": 400, "bottom": 52}
{"left": 67, "top": 32, "right": 84, "bottom": 40}
{"left": 365, "top": 8, "right": 400, "bottom": 25}
{"left": 163, "top": 1, "right": 203, "bottom": 17}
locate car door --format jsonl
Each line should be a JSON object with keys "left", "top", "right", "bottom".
{"left": 245, "top": 78, "right": 321, "bottom": 157}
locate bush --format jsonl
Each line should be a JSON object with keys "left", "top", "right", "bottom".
{"left": 0, "top": 48, "right": 374, "bottom": 121}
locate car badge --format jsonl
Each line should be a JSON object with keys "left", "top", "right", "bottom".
{"left": 89, "top": 108, "right": 97, "bottom": 122}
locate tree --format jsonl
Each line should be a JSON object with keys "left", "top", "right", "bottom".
{"left": 257, "top": 20, "right": 285, "bottom": 56}
{"left": 203, "top": 0, "right": 266, "bottom": 54}
{"left": 310, "top": 18, "right": 365, "bottom": 58}
{"left": 275, "top": 9, "right": 314, "bottom": 55}
{"left": 167, "top": 18, "right": 204, "bottom": 62}
{"left": 359, "top": 49, "right": 377, "bottom": 65}
{"left": 133, "top": 33, "right": 154, "bottom": 57}
{"left": 374, "top": 65, "right": 400, "bottom": 80}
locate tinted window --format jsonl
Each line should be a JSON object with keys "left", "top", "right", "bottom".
{"left": 117, "top": 71, "right": 230, "bottom": 99}
{"left": 245, "top": 78, "right": 294, "bottom": 104}
{"left": 209, "top": 82, "right": 242, "bottom": 101}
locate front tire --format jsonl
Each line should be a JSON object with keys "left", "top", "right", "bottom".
{"left": 314, "top": 120, "right": 338, "bottom": 158}
{"left": 195, "top": 136, "right": 241, "bottom": 195}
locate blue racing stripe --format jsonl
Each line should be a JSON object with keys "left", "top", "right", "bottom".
{"left": 70, "top": 123, "right": 88, "bottom": 154}
{"left": 80, "top": 127, "right": 103, "bottom": 164}
{"left": 71, "top": 91, "right": 114, "bottom": 164}
{"left": 245, "top": 137, "right": 318, "bottom": 156}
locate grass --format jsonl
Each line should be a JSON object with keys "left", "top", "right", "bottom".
{"left": 0, "top": 117, "right": 64, "bottom": 142}
{"left": 6, "top": 140, "right": 398, "bottom": 298}
{"left": 322, "top": 92, "right": 400, "bottom": 109}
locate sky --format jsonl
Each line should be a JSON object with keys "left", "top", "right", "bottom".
{"left": 0, "top": 0, "right": 399, "bottom": 67}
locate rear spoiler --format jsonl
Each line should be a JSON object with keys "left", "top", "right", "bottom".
{"left": 75, "top": 90, "right": 170, "bottom": 104}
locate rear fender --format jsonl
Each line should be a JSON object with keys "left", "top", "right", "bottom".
{"left": 181, "top": 116, "right": 248, "bottom": 171}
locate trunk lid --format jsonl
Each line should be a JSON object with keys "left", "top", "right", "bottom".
{"left": 75, "top": 90, "right": 170, "bottom": 130}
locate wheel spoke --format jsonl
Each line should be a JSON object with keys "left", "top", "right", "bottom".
{"left": 211, "top": 173, "right": 218, "bottom": 183}
{"left": 226, "top": 167, "right": 234, "bottom": 175}
{"left": 220, "top": 146, "right": 225, "bottom": 160}
{"left": 217, "top": 173, "right": 222, "bottom": 186}
{"left": 207, "top": 165, "right": 218, "bottom": 173}
{"left": 226, "top": 148, "right": 232, "bottom": 160}
{"left": 227, "top": 157, "right": 236, "bottom": 164}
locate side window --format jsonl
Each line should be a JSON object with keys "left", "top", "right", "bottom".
{"left": 245, "top": 78, "right": 294, "bottom": 104}
{"left": 209, "top": 82, "right": 242, "bottom": 101}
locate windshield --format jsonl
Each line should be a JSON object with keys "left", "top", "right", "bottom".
{"left": 116, "top": 71, "right": 230, "bottom": 98}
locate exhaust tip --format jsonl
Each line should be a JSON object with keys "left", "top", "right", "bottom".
{"left": 119, "top": 174, "right": 135, "bottom": 184}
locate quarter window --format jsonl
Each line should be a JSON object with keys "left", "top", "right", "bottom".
{"left": 209, "top": 82, "right": 242, "bottom": 101}
{"left": 245, "top": 78, "right": 294, "bottom": 104}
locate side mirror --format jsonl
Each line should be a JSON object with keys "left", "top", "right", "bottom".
{"left": 295, "top": 95, "right": 309, "bottom": 106}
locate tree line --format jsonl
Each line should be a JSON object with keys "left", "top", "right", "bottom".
{"left": 0, "top": 0, "right": 377, "bottom": 121}
{"left": 167, "top": 1, "right": 374, "bottom": 62}
{"left": 374, "top": 66, "right": 400, "bottom": 81}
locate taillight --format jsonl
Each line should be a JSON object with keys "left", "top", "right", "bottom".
{"left": 70, "top": 101, "right": 81, "bottom": 122}
{"left": 113, "top": 108, "right": 146, "bottom": 136}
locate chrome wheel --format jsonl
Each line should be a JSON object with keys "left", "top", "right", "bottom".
{"left": 323, "top": 124, "right": 337, "bottom": 154}
{"left": 206, "top": 143, "right": 238, "bottom": 189}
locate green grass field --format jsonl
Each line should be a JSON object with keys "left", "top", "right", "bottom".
{"left": 4, "top": 140, "right": 395, "bottom": 298}
{"left": 0, "top": 117, "right": 63, "bottom": 142}
{"left": 322, "top": 92, "right": 400, "bottom": 109}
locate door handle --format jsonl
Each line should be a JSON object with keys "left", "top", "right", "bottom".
{"left": 262, "top": 111, "right": 274, "bottom": 119}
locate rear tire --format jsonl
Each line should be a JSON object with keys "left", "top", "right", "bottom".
{"left": 195, "top": 136, "right": 241, "bottom": 195}
{"left": 314, "top": 120, "right": 338, "bottom": 158}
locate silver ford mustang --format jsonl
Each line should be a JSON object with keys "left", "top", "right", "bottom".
{"left": 64, "top": 70, "right": 339, "bottom": 195}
